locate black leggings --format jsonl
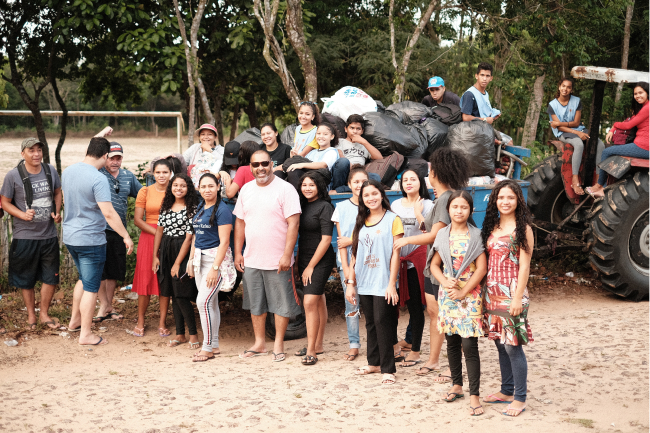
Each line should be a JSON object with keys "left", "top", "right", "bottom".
{"left": 405, "top": 268, "right": 425, "bottom": 352}
{"left": 360, "top": 294, "right": 398, "bottom": 374}
{"left": 446, "top": 334, "right": 480, "bottom": 396}
{"left": 172, "top": 296, "right": 198, "bottom": 336}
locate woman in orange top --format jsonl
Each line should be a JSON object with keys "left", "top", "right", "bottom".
{"left": 132, "top": 159, "right": 172, "bottom": 337}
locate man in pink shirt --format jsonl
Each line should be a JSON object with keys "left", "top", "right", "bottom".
{"left": 234, "top": 149, "right": 302, "bottom": 362}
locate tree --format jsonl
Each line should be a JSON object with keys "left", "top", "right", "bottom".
{"left": 615, "top": 0, "right": 635, "bottom": 104}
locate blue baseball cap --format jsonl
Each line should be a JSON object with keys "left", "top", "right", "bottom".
{"left": 427, "top": 76, "right": 445, "bottom": 88}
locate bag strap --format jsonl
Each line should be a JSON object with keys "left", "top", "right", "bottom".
{"left": 41, "top": 162, "right": 55, "bottom": 213}
{"left": 16, "top": 160, "right": 34, "bottom": 209}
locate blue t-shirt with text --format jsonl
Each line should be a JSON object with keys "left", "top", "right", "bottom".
{"left": 192, "top": 201, "right": 233, "bottom": 250}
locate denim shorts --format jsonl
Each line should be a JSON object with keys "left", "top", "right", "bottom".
{"left": 66, "top": 244, "right": 107, "bottom": 293}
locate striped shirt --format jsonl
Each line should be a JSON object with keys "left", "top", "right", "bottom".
{"left": 99, "top": 167, "right": 142, "bottom": 231}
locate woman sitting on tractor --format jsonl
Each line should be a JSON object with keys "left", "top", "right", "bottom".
{"left": 587, "top": 82, "right": 649, "bottom": 198}
{"left": 547, "top": 77, "right": 603, "bottom": 195}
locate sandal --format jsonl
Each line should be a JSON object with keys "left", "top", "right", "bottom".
{"left": 572, "top": 183, "right": 584, "bottom": 195}
{"left": 483, "top": 393, "right": 513, "bottom": 404}
{"left": 400, "top": 359, "right": 422, "bottom": 367}
{"left": 26, "top": 322, "right": 37, "bottom": 330}
{"left": 394, "top": 350, "right": 405, "bottom": 362}
{"left": 192, "top": 353, "right": 215, "bottom": 362}
{"left": 189, "top": 342, "right": 200, "bottom": 350}
{"left": 272, "top": 352, "right": 286, "bottom": 362}
{"left": 416, "top": 366, "right": 439, "bottom": 376}
{"left": 355, "top": 366, "right": 379, "bottom": 375}
{"left": 442, "top": 392, "right": 465, "bottom": 402}
{"left": 343, "top": 353, "right": 358, "bottom": 361}
{"left": 41, "top": 320, "right": 60, "bottom": 330}
{"left": 167, "top": 340, "right": 183, "bottom": 348}
{"left": 105, "top": 312, "right": 124, "bottom": 321}
{"left": 470, "top": 405, "right": 484, "bottom": 416}
{"left": 585, "top": 186, "right": 604, "bottom": 198}
{"left": 502, "top": 405, "right": 526, "bottom": 417}
{"left": 301, "top": 355, "right": 318, "bottom": 366}
{"left": 67, "top": 326, "right": 81, "bottom": 333}
{"left": 433, "top": 373, "right": 452, "bottom": 383}
{"left": 382, "top": 374, "right": 396, "bottom": 385}
{"left": 158, "top": 328, "right": 171, "bottom": 337}
{"left": 92, "top": 315, "right": 109, "bottom": 323}
{"left": 132, "top": 326, "right": 145, "bottom": 337}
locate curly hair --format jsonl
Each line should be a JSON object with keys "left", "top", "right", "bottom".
{"left": 399, "top": 169, "right": 431, "bottom": 200}
{"left": 481, "top": 179, "right": 532, "bottom": 253}
{"left": 429, "top": 147, "right": 470, "bottom": 191}
{"left": 351, "top": 180, "right": 392, "bottom": 258}
{"left": 298, "top": 172, "right": 331, "bottom": 208}
{"left": 160, "top": 173, "right": 199, "bottom": 219}
{"left": 317, "top": 123, "right": 339, "bottom": 148}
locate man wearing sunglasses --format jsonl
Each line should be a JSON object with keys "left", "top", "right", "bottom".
{"left": 95, "top": 130, "right": 142, "bottom": 323}
{"left": 234, "top": 150, "right": 302, "bottom": 362}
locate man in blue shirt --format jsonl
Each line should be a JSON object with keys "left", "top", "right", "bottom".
{"left": 460, "top": 62, "right": 501, "bottom": 124}
{"left": 63, "top": 136, "right": 134, "bottom": 346}
{"left": 93, "top": 135, "right": 142, "bottom": 323}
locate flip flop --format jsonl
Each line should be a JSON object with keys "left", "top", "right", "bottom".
{"left": 132, "top": 327, "right": 145, "bottom": 337}
{"left": 26, "top": 322, "right": 37, "bottom": 330}
{"left": 416, "top": 366, "right": 439, "bottom": 376}
{"left": 433, "top": 374, "right": 452, "bottom": 383}
{"left": 79, "top": 337, "right": 107, "bottom": 346}
{"left": 343, "top": 353, "right": 358, "bottom": 361}
{"left": 158, "top": 328, "right": 171, "bottom": 337}
{"left": 400, "top": 359, "right": 422, "bottom": 367}
{"left": 105, "top": 312, "right": 124, "bottom": 321}
{"left": 92, "top": 315, "right": 108, "bottom": 323}
{"left": 355, "top": 366, "right": 379, "bottom": 375}
{"left": 168, "top": 340, "right": 183, "bottom": 348}
{"left": 192, "top": 354, "right": 215, "bottom": 362}
{"left": 301, "top": 355, "right": 318, "bottom": 365}
{"left": 382, "top": 374, "right": 396, "bottom": 385}
{"left": 502, "top": 405, "right": 526, "bottom": 417}
{"left": 41, "top": 320, "right": 60, "bottom": 330}
{"left": 470, "top": 405, "right": 484, "bottom": 416}
{"left": 239, "top": 350, "right": 267, "bottom": 359}
{"left": 189, "top": 342, "right": 201, "bottom": 350}
{"left": 272, "top": 352, "right": 286, "bottom": 362}
{"left": 442, "top": 392, "right": 465, "bottom": 402}
{"left": 483, "top": 394, "right": 512, "bottom": 404}
{"left": 295, "top": 347, "right": 307, "bottom": 357}
{"left": 0, "top": 327, "right": 6, "bottom": 335}
{"left": 67, "top": 326, "right": 81, "bottom": 333}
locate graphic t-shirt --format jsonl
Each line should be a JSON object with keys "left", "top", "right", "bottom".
{"left": 294, "top": 126, "right": 319, "bottom": 153}
{"left": 336, "top": 139, "right": 371, "bottom": 166}
{"left": 0, "top": 164, "right": 61, "bottom": 240}
{"left": 233, "top": 176, "right": 302, "bottom": 270}
{"left": 192, "top": 201, "right": 233, "bottom": 250}
{"left": 263, "top": 142, "right": 292, "bottom": 168}
{"left": 306, "top": 147, "right": 339, "bottom": 171}
{"left": 62, "top": 162, "right": 112, "bottom": 246}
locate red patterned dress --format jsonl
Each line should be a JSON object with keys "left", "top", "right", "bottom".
{"left": 483, "top": 233, "right": 533, "bottom": 346}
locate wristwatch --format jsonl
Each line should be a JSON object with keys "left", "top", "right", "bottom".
{"left": 212, "top": 264, "right": 219, "bottom": 270}
{"left": 345, "top": 279, "right": 356, "bottom": 285}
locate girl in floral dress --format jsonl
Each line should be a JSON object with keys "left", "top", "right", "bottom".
{"left": 480, "top": 179, "right": 534, "bottom": 417}
{"left": 429, "top": 191, "right": 486, "bottom": 416}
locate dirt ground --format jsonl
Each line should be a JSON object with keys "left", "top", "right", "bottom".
{"left": 0, "top": 278, "right": 648, "bottom": 433}
{"left": 0, "top": 135, "right": 181, "bottom": 182}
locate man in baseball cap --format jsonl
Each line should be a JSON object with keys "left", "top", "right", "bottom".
{"left": 421, "top": 76, "right": 460, "bottom": 107}
{"left": 95, "top": 131, "right": 142, "bottom": 323}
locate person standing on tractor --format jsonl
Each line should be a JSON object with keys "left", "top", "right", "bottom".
{"left": 587, "top": 82, "right": 649, "bottom": 198}
{"left": 547, "top": 77, "right": 604, "bottom": 195}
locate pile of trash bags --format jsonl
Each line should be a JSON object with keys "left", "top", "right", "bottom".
{"left": 445, "top": 120, "right": 497, "bottom": 177}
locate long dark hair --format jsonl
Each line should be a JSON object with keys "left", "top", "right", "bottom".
{"left": 446, "top": 190, "right": 474, "bottom": 216}
{"left": 351, "top": 180, "right": 392, "bottom": 258}
{"left": 195, "top": 173, "right": 222, "bottom": 226}
{"left": 298, "top": 172, "right": 331, "bottom": 208}
{"left": 317, "top": 123, "right": 339, "bottom": 148}
{"left": 481, "top": 179, "right": 532, "bottom": 253}
{"left": 160, "top": 173, "right": 199, "bottom": 218}
{"left": 152, "top": 158, "right": 172, "bottom": 173}
{"left": 299, "top": 101, "right": 321, "bottom": 126}
{"left": 399, "top": 169, "right": 431, "bottom": 200}
{"left": 553, "top": 77, "right": 574, "bottom": 100}
{"left": 260, "top": 122, "right": 282, "bottom": 145}
{"left": 632, "top": 82, "right": 649, "bottom": 115}
{"left": 239, "top": 140, "right": 260, "bottom": 167}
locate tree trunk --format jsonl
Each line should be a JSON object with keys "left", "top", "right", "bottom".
{"left": 253, "top": 0, "right": 314, "bottom": 113}
{"left": 212, "top": 81, "right": 227, "bottom": 145}
{"left": 285, "top": 0, "right": 317, "bottom": 103}
{"left": 389, "top": 0, "right": 397, "bottom": 69}
{"left": 458, "top": 8, "right": 465, "bottom": 43}
{"left": 521, "top": 74, "right": 546, "bottom": 148}
{"left": 51, "top": 77, "right": 68, "bottom": 175}
{"left": 229, "top": 103, "right": 240, "bottom": 141}
{"left": 243, "top": 93, "right": 259, "bottom": 129}
{"left": 173, "top": 0, "right": 197, "bottom": 148}
{"left": 615, "top": 0, "right": 634, "bottom": 104}
{"left": 392, "top": 0, "right": 438, "bottom": 103}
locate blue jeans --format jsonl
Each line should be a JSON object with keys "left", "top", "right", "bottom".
{"left": 338, "top": 263, "right": 360, "bottom": 349}
{"left": 495, "top": 340, "right": 528, "bottom": 403}
{"left": 331, "top": 158, "right": 350, "bottom": 191}
{"left": 597, "top": 142, "right": 649, "bottom": 185}
{"left": 66, "top": 244, "right": 107, "bottom": 293}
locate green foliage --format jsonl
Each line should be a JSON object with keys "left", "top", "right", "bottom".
{"left": 0, "top": 76, "right": 8, "bottom": 109}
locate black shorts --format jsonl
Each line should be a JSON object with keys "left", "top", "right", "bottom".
{"left": 102, "top": 230, "right": 127, "bottom": 281}
{"left": 9, "top": 237, "right": 60, "bottom": 289}
{"left": 424, "top": 277, "right": 439, "bottom": 301}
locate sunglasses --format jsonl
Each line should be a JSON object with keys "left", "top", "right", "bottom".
{"left": 250, "top": 161, "right": 271, "bottom": 168}
{"left": 112, "top": 178, "right": 120, "bottom": 194}
{"left": 299, "top": 101, "right": 315, "bottom": 106}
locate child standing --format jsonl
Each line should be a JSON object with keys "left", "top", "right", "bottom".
{"left": 332, "top": 165, "right": 369, "bottom": 361}
{"left": 430, "top": 190, "right": 487, "bottom": 416}
{"left": 481, "top": 180, "right": 534, "bottom": 417}
{"left": 346, "top": 180, "right": 404, "bottom": 385}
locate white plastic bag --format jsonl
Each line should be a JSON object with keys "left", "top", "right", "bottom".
{"left": 321, "top": 86, "right": 377, "bottom": 121}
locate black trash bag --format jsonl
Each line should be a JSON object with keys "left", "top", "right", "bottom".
{"left": 405, "top": 122, "right": 428, "bottom": 159}
{"left": 362, "top": 112, "right": 420, "bottom": 157}
{"left": 375, "top": 100, "right": 386, "bottom": 113}
{"left": 420, "top": 118, "right": 449, "bottom": 160}
{"left": 445, "top": 120, "right": 496, "bottom": 177}
{"left": 385, "top": 101, "right": 430, "bottom": 125}
{"left": 280, "top": 124, "right": 298, "bottom": 147}
{"left": 320, "top": 112, "right": 347, "bottom": 138}
{"left": 233, "top": 127, "right": 262, "bottom": 145}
